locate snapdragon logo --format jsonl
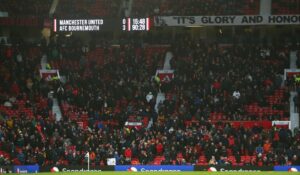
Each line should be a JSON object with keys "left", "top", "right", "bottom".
{"left": 62, "top": 168, "right": 102, "bottom": 172}
{"left": 127, "top": 166, "right": 182, "bottom": 172}
{"left": 140, "top": 168, "right": 180, "bottom": 172}
{"left": 116, "top": 165, "right": 193, "bottom": 172}
{"left": 219, "top": 168, "right": 260, "bottom": 172}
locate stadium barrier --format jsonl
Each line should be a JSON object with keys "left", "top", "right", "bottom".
{"left": 274, "top": 166, "right": 300, "bottom": 172}
{"left": 1, "top": 165, "right": 299, "bottom": 173}
{"left": 194, "top": 165, "right": 273, "bottom": 171}
{"left": 115, "top": 165, "right": 194, "bottom": 171}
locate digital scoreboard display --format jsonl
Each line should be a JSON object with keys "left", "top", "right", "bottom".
{"left": 54, "top": 18, "right": 112, "bottom": 32}
{"left": 53, "top": 18, "right": 150, "bottom": 32}
{"left": 122, "top": 17, "right": 150, "bottom": 31}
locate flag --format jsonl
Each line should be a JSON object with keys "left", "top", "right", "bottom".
{"left": 85, "top": 152, "right": 89, "bottom": 160}
{"left": 39, "top": 69, "right": 60, "bottom": 81}
{"left": 85, "top": 151, "right": 90, "bottom": 171}
{"left": 155, "top": 70, "right": 174, "bottom": 83}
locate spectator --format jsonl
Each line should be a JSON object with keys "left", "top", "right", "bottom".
{"left": 146, "top": 92, "right": 154, "bottom": 103}
{"left": 156, "top": 142, "right": 163, "bottom": 155}
{"left": 233, "top": 89, "right": 241, "bottom": 99}
{"left": 208, "top": 156, "right": 217, "bottom": 165}
{"left": 263, "top": 140, "right": 271, "bottom": 153}
{"left": 291, "top": 155, "right": 300, "bottom": 165}
{"left": 124, "top": 147, "right": 132, "bottom": 161}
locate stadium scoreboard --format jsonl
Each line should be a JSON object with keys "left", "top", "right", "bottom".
{"left": 53, "top": 18, "right": 150, "bottom": 32}
{"left": 122, "top": 18, "right": 150, "bottom": 31}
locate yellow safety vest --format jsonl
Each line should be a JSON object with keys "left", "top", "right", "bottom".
{"left": 46, "top": 63, "right": 51, "bottom": 70}
{"left": 52, "top": 76, "right": 59, "bottom": 81}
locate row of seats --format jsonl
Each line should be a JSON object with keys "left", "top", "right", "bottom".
{"left": 272, "top": 0, "right": 300, "bottom": 14}
{"left": 0, "top": 0, "right": 52, "bottom": 17}
{"left": 54, "top": 0, "right": 120, "bottom": 18}
{"left": 49, "top": 45, "right": 168, "bottom": 128}
{"left": 132, "top": 0, "right": 260, "bottom": 16}
{"left": 0, "top": 0, "right": 299, "bottom": 18}
{"left": 149, "top": 155, "right": 258, "bottom": 166}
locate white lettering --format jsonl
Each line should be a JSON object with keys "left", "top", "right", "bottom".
{"left": 62, "top": 168, "right": 102, "bottom": 172}
{"left": 68, "top": 25, "right": 100, "bottom": 31}
{"left": 59, "top": 20, "right": 88, "bottom": 25}
{"left": 220, "top": 168, "right": 261, "bottom": 172}
{"left": 156, "top": 15, "right": 300, "bottom": 26}
{"left": 140, "top": 168, "right": 180, "bottom": 172}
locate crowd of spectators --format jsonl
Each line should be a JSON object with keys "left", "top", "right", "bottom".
{"left": 0, "top": 0, "right": 52, "bottom": 17}
{"left": 272, "top": 0, "right": 300, "bottom": 15}
{"left": 1, "top": 0, "right": 300, "bottom": 20}
{"left": 1, "top": 31, "right": 299, "bottom": 167}
{"left": 0, "top": 0, "right": 300, "bottom": 169}
{"left": 0, "top": 37, "right": 54, "bottom": 165}
{"left": 54, "top": 0, "right": 120, "bottom": 18}
{"left": 162, "top": 35, "right": 290, "bottom": 122}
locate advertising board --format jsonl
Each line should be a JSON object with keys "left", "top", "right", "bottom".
{"left": 115, "top": 165, "right": 193, "bottom": 172}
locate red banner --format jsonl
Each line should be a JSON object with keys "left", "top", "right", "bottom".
{"left": 156, "top": 70, "right": 174, "bottom": 83}
{"left": 39, "top": 69, "right": 60, "bottom": 81}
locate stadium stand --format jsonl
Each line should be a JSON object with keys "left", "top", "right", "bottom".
{"left": 0, "top": 39, "right": 54, "bottom": 165}
{"left": 0, "top": 0, "right": 300, "bottom": 168}
{"left": 0, "top": 0, "right": 52, "bottom": 17}
{"left": 272, "top": 0, "right": 300, "bottom": 15}
{"left": 1, "top": 33, "right": 299, "bottom": 166}
{"left": 131, "top": 0, "right": 259, "bottom": 16}
{"left": 54, "top": 0, "right": 120, "bottom": 18}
